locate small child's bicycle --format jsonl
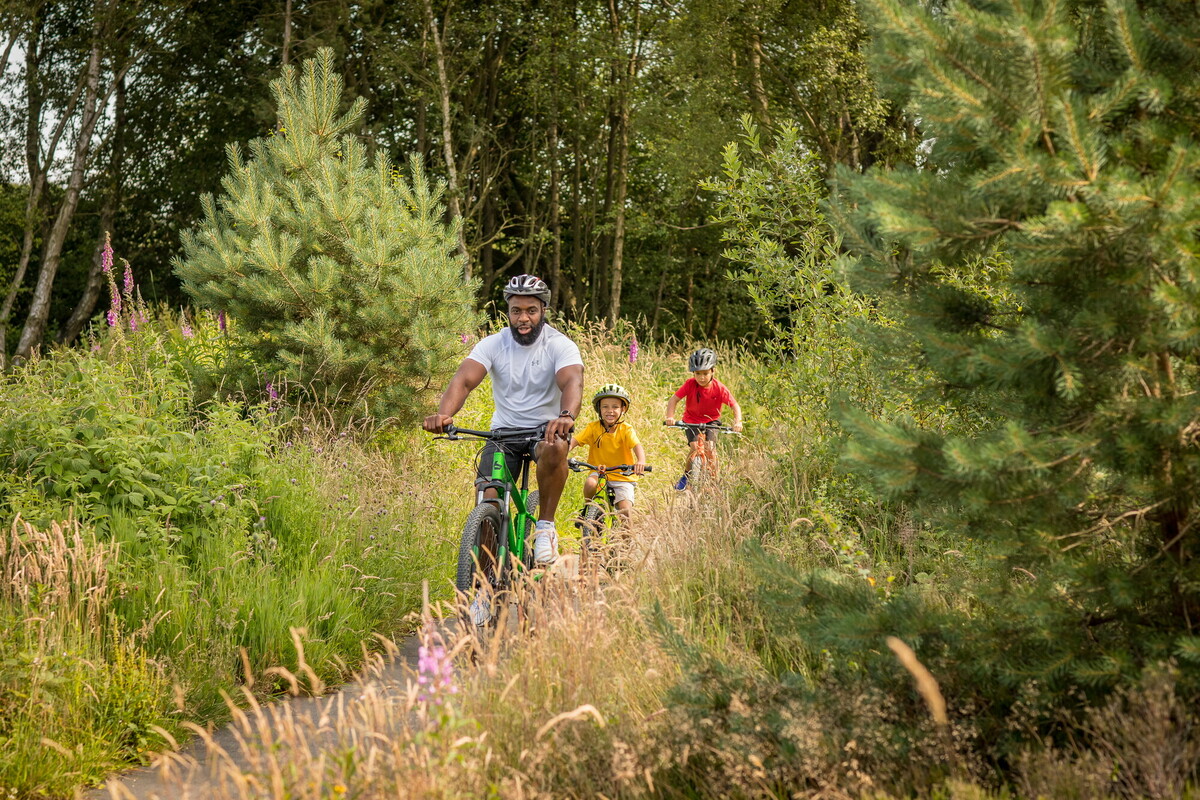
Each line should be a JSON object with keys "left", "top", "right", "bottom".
{"left": 568, "top": 457, "right": 652, "bottom": 566}
{"left": 666, "top": 420, "right": 738, "bottom": 490}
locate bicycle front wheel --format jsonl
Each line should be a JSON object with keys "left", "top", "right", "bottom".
{"left": 688, "top": 455, "right": 705, "bottom": 488}
{"left": 456, "top": 502, "right": 506, "bottom": 597}
{"left": 580, "top": 502, "right": 608, "bottom": 551}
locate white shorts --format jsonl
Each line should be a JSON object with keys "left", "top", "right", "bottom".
{"left": 590, "top": 473, "right": 636, "bottom": 505}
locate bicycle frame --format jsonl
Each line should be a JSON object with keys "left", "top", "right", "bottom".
{"left": 438, "top": 425, "right": 544, "bottom": 574}
{"left": 666, "top": 421, "right": 735, "bottom": 484}
{"left": 567, "top": 458, "right": 651, "bottom": 514}
{"left": 568, "top": 458, "right": 651, "bottom": 561}
{"left": 477, "top": 447, "right": 536, "bottom": 571}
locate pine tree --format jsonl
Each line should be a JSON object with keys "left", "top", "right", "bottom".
{"left": 825, "top": 0, "right": 1200, "bottom": 701}
{"left": 174, "top": 48, "right": 478, "bottom": 419}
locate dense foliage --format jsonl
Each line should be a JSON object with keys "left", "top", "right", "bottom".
{"left": 0, "top": 0, "right": 911, "bottom": 360}
{"left": 175, "top": 50, "right": 479, "bottom": 421}
{"left": 0, "top": 297, "right": 461, "bottom": 795}
{"left": 665, "top": 0, "right": 1200, "bottom": 787}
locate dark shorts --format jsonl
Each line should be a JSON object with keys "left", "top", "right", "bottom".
{"left": 475, "top": 425, "right": 548, "bottom": 483}
{"left": 684, "top": 427, "right": 719, "bottom": 445}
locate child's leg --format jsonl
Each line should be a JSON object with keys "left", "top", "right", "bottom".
{"left": 583, "top": 473, "right": 600, "bottom": 500}
{"left": 611, "top": 483, "right": 636, "bottom": 525}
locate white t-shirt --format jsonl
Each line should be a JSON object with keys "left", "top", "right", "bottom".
{"left": 467, "top": 324, "right": 584, "bottom": 429}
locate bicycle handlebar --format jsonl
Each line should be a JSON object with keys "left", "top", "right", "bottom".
{"left": 434, "top": 424, "right": 546, "bottom": 442}
{"left": 664, "top": 421, "right": 739, "bottom": 433}
{"left": 568, "top": 458, "right": 652, "bottom": 474}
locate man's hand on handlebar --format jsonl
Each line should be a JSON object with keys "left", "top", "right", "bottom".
{"left": 544, "top": 415, "right": 574, "bottom": 444}
{"left": 423, "top": 414, "right": 454, "bottom": 433}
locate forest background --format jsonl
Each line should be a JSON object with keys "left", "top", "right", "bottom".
{"left": 0, "top": 0, "right": 909, "bottom": 365}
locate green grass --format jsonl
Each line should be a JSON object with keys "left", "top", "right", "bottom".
{"left": 0, "top": 312, "right": 472, "bottom": 797}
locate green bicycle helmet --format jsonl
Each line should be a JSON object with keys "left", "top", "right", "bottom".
{"left": 592, "top": 383, "right": 632, "bottom": 414}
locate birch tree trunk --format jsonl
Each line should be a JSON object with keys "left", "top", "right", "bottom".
{"left": 422, "top": 0, "right": 471, "bottom": 281}
{"left": 606, "top": 0, "right": 640, "bottom": 327}
{"left": 60, "top": 74, "right": 126, "bottom": 346}
{"left": 0, "top": 11, "right": 50, "bottom": 368}
{"left": 13, "top": 22, "right": 105, "bottom": 361}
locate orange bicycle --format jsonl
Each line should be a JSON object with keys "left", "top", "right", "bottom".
{"left": 666, "top": 421, "right": 737, "bottom": 490}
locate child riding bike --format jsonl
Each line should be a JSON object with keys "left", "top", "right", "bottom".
{"left": 664, "top": 348, "right": 742, "bottom": 490}
{"left": 570, "top": 384, "right": 646, "bottom": 525}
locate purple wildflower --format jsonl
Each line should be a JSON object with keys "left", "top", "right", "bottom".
{"left": 459, "top": 332, "right": 469, "bottom": 344}
{"left": 122, "top": 263, "right": 134, "bottom": 296}
{"left": 217, "top": 311, "right": 227, "bottom": 332}
{"left": 128, "top": 313, "right": 139, "bottom": 333}
{"left": 181, "top": 320, "right": 193, "bottom": 339}
{"left": 267, "top": 382, "right": 278, "bottom": 401}
{"left": 416, "top": 642, "right": 456, "bottom": 704}
{"left": 101, "top": 232, "right": 113, "bottom": 274}
{"left": 629, "top": 335, "right": 639, "bottom": 364}
{"left": 106, "top": 309, "right": 118, "bottom": 328}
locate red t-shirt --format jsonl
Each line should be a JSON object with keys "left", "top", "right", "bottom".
{"left": 674, "top": 378, "right": 734, "bottom": 424}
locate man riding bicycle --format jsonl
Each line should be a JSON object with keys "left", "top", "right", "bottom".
{"left": 422, "top": 274, "right": 584, "bottom": 565}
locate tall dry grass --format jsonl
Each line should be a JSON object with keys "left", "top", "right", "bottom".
{"left": 1, "top": 518, "right": 173, "bottom": 795}
{"left": 1, "top": 516, "right": 110, "bottom": 642}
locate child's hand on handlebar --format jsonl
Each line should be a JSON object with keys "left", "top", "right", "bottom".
{"left": 732, "top": 421, "right": 743, "bottom": 433}
{"left": 663, "top": 417, "right": 675, "bottom": 426}
{"left": 633, "top": 460, "right": 646, "bottom": 476}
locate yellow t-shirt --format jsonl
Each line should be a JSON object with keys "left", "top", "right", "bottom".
{"left": 574, "top": 420, "right": 641, "bottom": 482}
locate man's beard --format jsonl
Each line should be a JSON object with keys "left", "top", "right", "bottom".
{"left": 511, "top": 318, "right": 546, "bottom": 346}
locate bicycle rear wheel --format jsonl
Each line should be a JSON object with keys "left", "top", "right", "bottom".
{"left": 456, "top": 502, "right": 506, "bottom": 627}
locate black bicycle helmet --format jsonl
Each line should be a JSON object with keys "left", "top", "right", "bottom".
{"left": 503, "top": 274, "right": 552, "bottom": 305}
{"left": 592, "top": 383, "right": 632, "bottom": 414}
{"left": 688, "top": 348, "right": 717, "bottom": 371}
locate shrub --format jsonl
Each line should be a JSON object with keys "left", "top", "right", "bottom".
{"left": 175, "top": 48, "right": 480, "bottom": 422}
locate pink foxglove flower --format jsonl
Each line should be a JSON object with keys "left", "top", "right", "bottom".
{"left": 122, "top": 263, "right": 134, "bottom": 296}
{"left": 217, "top": 311, "right": 227, "bottom": 332}
{"left": 181, "top": 320, "right": 193, "bottom": 339}
{"left": 101, "top": 233, "right": 113, "bottom": 275}
{"left": 629, "top": 335, "right": 639, "bottom": 364}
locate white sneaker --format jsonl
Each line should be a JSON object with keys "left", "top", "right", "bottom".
{"left": 469, "top": 590, "right": 491, "bottom": 627}
{"left": 533, "top": 525, "right": 558, "bottom": 565}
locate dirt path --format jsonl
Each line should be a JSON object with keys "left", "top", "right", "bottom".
{"left": 85, "top": 633, "right": 427, "bottom": 800}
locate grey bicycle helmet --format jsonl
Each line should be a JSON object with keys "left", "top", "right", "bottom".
{"left": 503, "top": 274, "right": 552, "bottom": 305}
{"left": 688, "top": 348, "right": 717, "bottom": 371}
{"left": 592, "top": 383, "right": 632, "bottom": 414}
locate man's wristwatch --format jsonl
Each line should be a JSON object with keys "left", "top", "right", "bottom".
{"left": 559, "top": 410, "right": 576, "bottom": 420}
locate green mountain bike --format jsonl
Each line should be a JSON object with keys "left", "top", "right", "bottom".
{"left": 433, "top": 424, "right": 544, "bottom": 627}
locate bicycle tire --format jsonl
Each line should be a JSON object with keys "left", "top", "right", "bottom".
{"left": 688, "top": 455, "right": 705, "bottom": 488}
{"left": 456, "top": 502, "right": 506, "bottom": 597}
{"left": 580, "top": 502, "right": 608, "bottom": 548}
